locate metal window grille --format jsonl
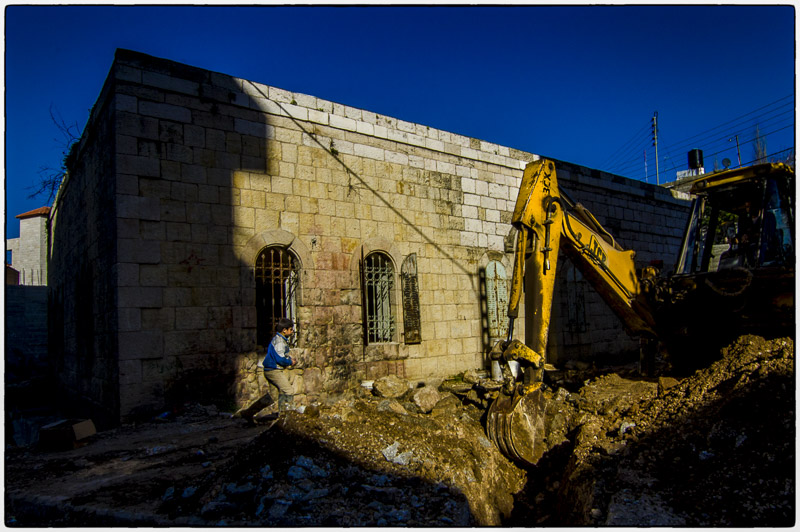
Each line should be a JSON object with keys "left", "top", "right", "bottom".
{"left": 363, "top": 252, "right": 395, "bottom": 344}
{"left": 486, "top": 261, "right": 509, "bottom": 340}
{"left": 401, "top": 254, "right": 422, "bottom": 344}
{"left": 255, "top": 246, "right": 299, "bottom": 346}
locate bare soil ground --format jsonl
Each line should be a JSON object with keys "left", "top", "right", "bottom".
{"left": 4, "top": 334, "right": 794, "bottom": 526}
{"left": 517, "top": 334, "right": 795, "bottom": 526}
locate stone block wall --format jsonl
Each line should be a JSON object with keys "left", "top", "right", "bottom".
{"left": 49, "top": 75, "right": 120, "bottom": 427}
{"left": 50, "top": 49, "right": 690, "bottom": 424}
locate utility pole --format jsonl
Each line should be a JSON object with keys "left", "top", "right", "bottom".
{"left": 651, "top": 112, "right": 659, "bottom": 184}
{"left": 729, "top": 134, "right": 742, "bottom": 167}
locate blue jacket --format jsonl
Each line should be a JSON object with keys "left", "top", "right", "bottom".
{"left": 263, "top": 333, "right": 293, "bottom": 370}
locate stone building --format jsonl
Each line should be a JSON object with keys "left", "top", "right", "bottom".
{"left": 49, "top": 49, "right": 690, "bottom": 426}
{"left": 7, "top": 206, "right": 50, "bottom": 286}
{"left": 6, "top": 207, "right": 50, "bottom": 376}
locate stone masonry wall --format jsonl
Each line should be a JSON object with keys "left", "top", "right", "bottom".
{"left": 101, "top": 49, "right": 541, "bottom": 420}
{"left": 49, "top": 74, "right": 120, "bottom": 427}
{"left": 51, "top": 49, "right": 690, "bottom": 423}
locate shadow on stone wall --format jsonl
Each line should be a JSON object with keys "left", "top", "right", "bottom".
{"left": 6, "top": 285, "right": 60, "bottom": 445}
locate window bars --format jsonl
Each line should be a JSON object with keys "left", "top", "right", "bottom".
{"left": 362, "top": 252, "right": 396, "bottom": 344}
{"left": 255, "top": 246, "right": 299, "bottom": 346}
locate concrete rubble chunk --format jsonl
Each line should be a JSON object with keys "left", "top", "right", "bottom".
{"left": 658, "top": 376, "right": 680, "bottom": 395}
{"left": 295, "top": 455, "right": 315, "bottom": 469}
{"left": 462, "top": 369, "right": 480, "bottom": 384}
{"left": 431, "top": 394, "right": 462, "bottom": 417}
{"left": 411, "top": 385, "right": 441, "bottom": 413}
{"left": 269, "top": 499, "right": 292, "bottom": 519}
{"left": 287, "top": 465, "right": 309, "bottom": 481}
{"left": 373, "top": 375, "right": 408, "bottom": 398}
{"left": 381, "top": 441, "right": 413, "bottom": 467}
{"left": 393, "top": 451, "right": 413, "bottom": 466}
{"left": 225, "top": 482, "right": 256, "bottom": 497}
{"left": 377, "top": 398, "right": 408, "bottom": 415}
{"left": 294, "top": 455, "right": 328, "bottom": 478}
{"left": 381, "top": 441, "right": 400, "bottom": 461}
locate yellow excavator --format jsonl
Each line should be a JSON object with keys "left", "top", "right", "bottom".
{"left": 487, "top": 158, "right": 795, "bottom": 465}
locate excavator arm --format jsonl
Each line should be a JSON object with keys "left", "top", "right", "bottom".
{"left": 497, "top": 159, "right": 656, "bottom": 382}
{"left": 487, "top": 159, "right": 658, "bottom": 464}
{"left": 487, "top": 159, "right": 794, "bottom": 466}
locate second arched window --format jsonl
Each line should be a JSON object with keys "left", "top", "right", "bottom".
{"left": 362, "top": 251, "right": 396, "bottom": 344}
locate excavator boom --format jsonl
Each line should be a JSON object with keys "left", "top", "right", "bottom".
{"left": 488, "top": 158, "right": 658, "bottom": 463}
{"left": 502, "top": 159, "right": 656, "bottom": 364}
{"left": 487, "top": 158, "right": 794, "bottom": 465}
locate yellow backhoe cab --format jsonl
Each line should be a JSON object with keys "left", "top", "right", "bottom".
{"left": 663, "top": 163, "right": 795, "bottom": 365}
{"left": 486, "top": 159, "right": 794, "bottom": 465}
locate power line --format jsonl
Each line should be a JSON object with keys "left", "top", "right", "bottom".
{"left": 602, "top": 95, "right": 795, "bottom": 180}
{"left": 614, "top": 96, "right": 792, "bottom": 168}
{"left": 694, "top": 124, "right": 794, "bottom": 163}
{"left": 659, "top": 95, "right": 792, "bottom": 150}
{"left": 615, "top": 123, "right": 793, "bottom": 180}
{"left": 601, "top": 122, "right": 651, "bottom": 169}
{"left": 605, "top": 126, "right": 653, "bottom": 174}
{"left": 653, "top": 117, "right": 793, "bottom": 178}
{"left": 658, "top": 104, "right": 793, "bottom": 161}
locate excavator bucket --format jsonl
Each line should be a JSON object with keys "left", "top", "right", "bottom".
{"left": 486, "top": 387, "right": 548, "bottom": 466}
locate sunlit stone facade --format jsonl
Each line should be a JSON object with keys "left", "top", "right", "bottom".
{"left": 49, "top": 50, "right": 689, "bottom": 425}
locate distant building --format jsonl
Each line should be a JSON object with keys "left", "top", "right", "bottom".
{"left": 6, "top": 206, "right": 50, "bottom": 286}
{"left": 49, "top": 50, "right": 690, "bottom": 426}
{"left": 663, "top": 149, "right": 707, "bottom": 195}
{"left": 6, "top": 206, "right": 50, "bottom": 376}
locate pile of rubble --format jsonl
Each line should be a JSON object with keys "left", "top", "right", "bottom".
{"left": 5, "top": 378, "right": 524, "bottom": 526}
{"left": 5, "top": 335, "right": 794, "bottom": 526}
{"left": 514, "top": 334, "right": 795, "bottom": 526}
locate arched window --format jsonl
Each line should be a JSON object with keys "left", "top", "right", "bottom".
{"left": 255, "top": 246, "right": 300, "bottom": 346}
{"left": 362, "top": 251, "right": 396, "bottom": 344}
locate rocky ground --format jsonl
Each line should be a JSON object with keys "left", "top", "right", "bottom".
{"left": 518, "top": 334, "right": 795, "bottom": 526}
{"left": 5, "top": 334, "right": 795, "bottom": 526}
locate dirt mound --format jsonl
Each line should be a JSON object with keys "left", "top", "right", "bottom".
{"left": 185, "top": 396, "right": 525, "bottom": 526}
{"left": 5, "top": 335, "right": 794, "bottom": 526}
{"left": 538, "top": 335, "right": 795, "bottom": 526}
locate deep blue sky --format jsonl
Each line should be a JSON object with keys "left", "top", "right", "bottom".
{"left": 4, "top": 4, "right": 795, "bottom": 239}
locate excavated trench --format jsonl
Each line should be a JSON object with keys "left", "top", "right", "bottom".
{"left": 5, "top": 335, "right": 795, "bottom": 526}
